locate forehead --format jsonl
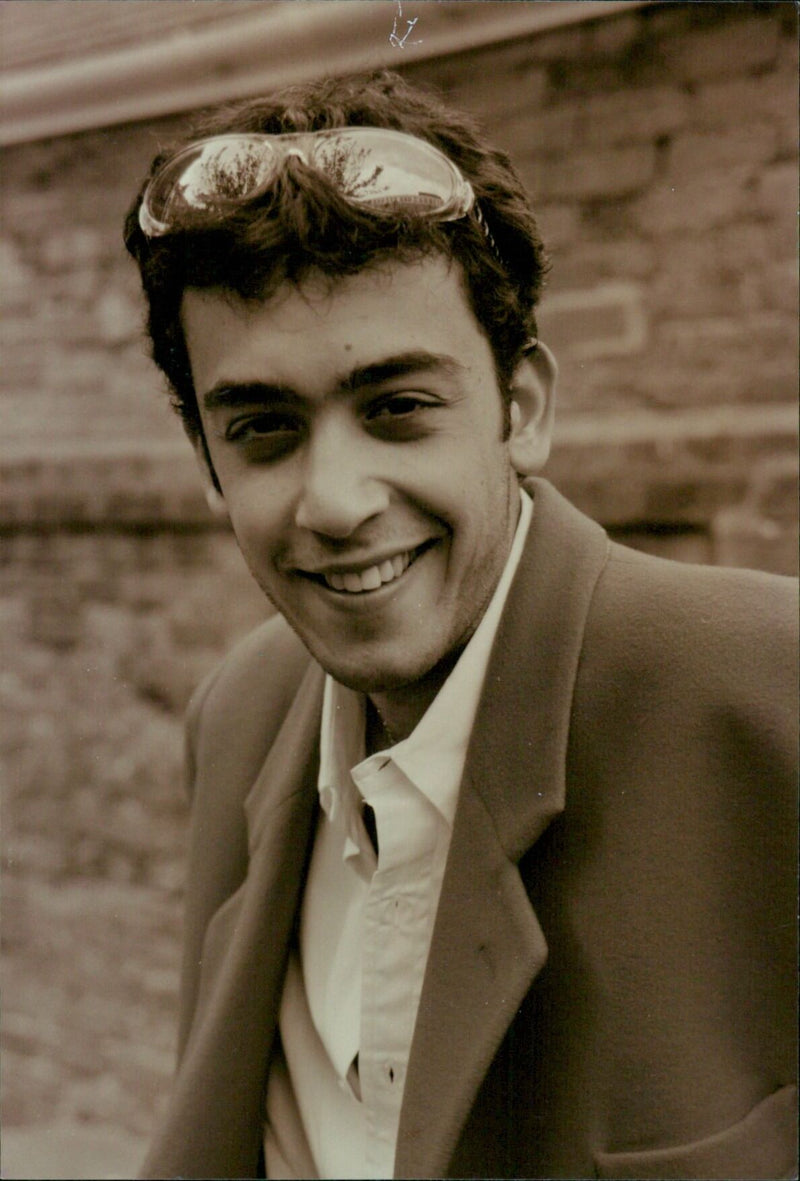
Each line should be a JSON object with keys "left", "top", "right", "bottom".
{"left": 180, "top": 255, "right": 494, "bottom": 391}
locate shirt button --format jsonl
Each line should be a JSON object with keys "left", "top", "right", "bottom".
{"left": 382, "top": 896, "right": 413, "bottom": 925}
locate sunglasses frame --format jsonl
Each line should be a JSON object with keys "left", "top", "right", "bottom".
{"left": 138, "top": 127, "right": 476, "bottom": 238}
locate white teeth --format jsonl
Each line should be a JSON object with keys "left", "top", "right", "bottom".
{"left": 322, "top": 549, "right": 416, "bottom": 593}
{"left": 360, "top": 565, "right": 383, "bottom": 591}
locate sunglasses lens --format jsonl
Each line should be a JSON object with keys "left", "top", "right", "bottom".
{"left": 145, "top": 136, "right": 277, "bottom": 228}
{"left": 311, "top": 130, "right": 471, "bottom": 218}
{"left": 140, "top": 130, "right": 473, "bottom": 235}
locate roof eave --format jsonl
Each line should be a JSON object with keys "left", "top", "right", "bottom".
{"left": 2, "top": 0, "right": 650, "bottom": 146}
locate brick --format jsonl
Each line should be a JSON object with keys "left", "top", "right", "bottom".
{"left": 751, "top": 457, "right": 800, "bottom": 524}
{"left": 717, "top": 221, "right": 795, "bottom": 315}
{"left": 95, "top": 289, "right": 142, "bottom": 346}
{"left": 713, "top": 222, "right": 774, "bottom": 271}
{"left": 766, "top": 216, "right": 798, "bottom": 266}
{"left": 534, "top": 204, "right": 580, "bottom": 252}
{"left": 410, "top": 33, "right": 549, "bottom": 98}
{"left": 501, "top": 100, "right": 582, "bottom": 157}
{"left": 33, "top": 300, "right": 104, "bottom": 347}
{"left": 527, "top": 24, "right": 591, "bottom": 62}
{"left": 582, "top": 85, "right": 690, "bottom": 146}
{"left": 649, "top": 227, "right": 769, "bottom": 318}
{"left": 533, "top": 144, "right": 656, "bottom": 202}
{"left": 651, "top": 313, "right": 798, "bottom": 403}
{"left": 775, "top": 115, "right": 800, "bottom": 161}
{"left": 633, "top": 167, "right": 752, "bottom": 234}
{"left": 758, "top": 260, "right": 799, "bottom": 316}
{"left": 779, "top": 34, "right": 799, "bottom": 84}
{"left": 550, "top": 60, "right": 625, "bottom": 99}
{"left": 756, "top": 162, "right": 798, "bottom": 219}
{"left": 565, "top": 332, "right": 796, "bottom": 411}
{"left": 453, "top": 63, "right": 548, "bottom": 125}
{"left": 550, "top": 239, "right": 656, "bottom": 288}
{"left": 40, "top": 227, "right": 105, "bottom": 273}
{"left": 43, "top": 350, "right": 110, "bottom": 397}
{"left": 588, "top": 11, "right": 643, "bottom": 57}
{"left": 712, "top": 508, "right": 798, "bottom": 576}
{"left": 580, "top": 202, "right": 639, "bottom": 240}
{"left": 695, "top": 69, "right": 798, "bottom": 129}
{"left": 2, "top": 191, "right": 65, "bottom": 235}
{"left": 668, "top": 121, "right": 778, "bottom": 181}
{"left": 538, "top": 282, "right": 647, "bottom": 360}
{"left": 643, "top": 6, "right": 694, "bottom": 42}
{"left": 48, "top": 266, "right": 103, "bottom": 306}
{"left": 27, "top": 588, "right": 84, "bottom": 649}
{"left": 658, "top": 309, "right": 796, "bottom": 353}
{"left": 0, "top": 344, "right": 45, "bottom": 393}
{"left": 547, "top": 405, "right": 797, "bottom": 515}
{"left": 670, "top": 15, "right": 781, "bottom": 82}
{"left": 0, "top": 239, "right": 37, "bottom": 312}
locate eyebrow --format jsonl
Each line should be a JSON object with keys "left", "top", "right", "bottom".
{"left": 202, "top": 381, "right": 297, "bottom": 413}
{"left": 342, "top": 350, "right": 466, "bottom": 391}
{"left": 201, "top": 350, "right": 466, "bottom": 412}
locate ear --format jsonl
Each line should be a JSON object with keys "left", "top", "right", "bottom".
{"left": 507, "top": 341, "right": 557, "bottom": 476}
{"left": 191, "top": 431, "right": 229, "bottom": 518}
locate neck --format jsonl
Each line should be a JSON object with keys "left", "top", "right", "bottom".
{"left": 364, "top": 487, "right": 523, "bottom": 753}
{"left": 364, "top": 647, "right": 463, "bottom": 754}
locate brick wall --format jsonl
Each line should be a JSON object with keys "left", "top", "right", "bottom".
{"left": 402, "top": 0, "right": 798, "bottom": 570}
{"left": 2, "top": 1, "right": 797, "bottom": 1161}
{"left": 2, "top": 526, "right": 268, "bottom": 1143}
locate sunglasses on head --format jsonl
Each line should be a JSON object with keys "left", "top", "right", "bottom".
{"left": 138, "top": 127, "right": 477, "bottom": 238}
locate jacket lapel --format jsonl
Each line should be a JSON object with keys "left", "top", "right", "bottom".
{"left": 142, "top": 660, "right": 325, "bottom": 1180}
{"left": 396, "top": 480, "right": 609, "bottom": 1178}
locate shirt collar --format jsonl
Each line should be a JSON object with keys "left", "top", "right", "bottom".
{"left": 318, "top": 675, "right": 364, "bottom": 822}
{"left": 318, "top": 488, "right": 533, "bottom": 828}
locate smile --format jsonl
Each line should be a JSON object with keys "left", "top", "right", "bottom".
{"left": 303, "top": 542, "right": 434, "bottom": 595}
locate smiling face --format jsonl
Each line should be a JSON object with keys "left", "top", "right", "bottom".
{"left": 182, "top": 256, "right": 553, "bottom": 732}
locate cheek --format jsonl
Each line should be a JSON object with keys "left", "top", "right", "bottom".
{"left": 419, "top": 428, "right": 504, "bottom": 502}
{"left": 226, "top": 496, "right": 281, "bottom": 567}
{"left": 224, "top": 468, "right": 290, "bottom": 532}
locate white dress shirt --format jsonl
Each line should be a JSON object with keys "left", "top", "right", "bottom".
{"left": 265, "top": 489, "right": 533, "bottom": 1179}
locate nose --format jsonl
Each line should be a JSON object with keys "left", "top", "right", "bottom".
{"left": 294, "top": 419, "right": 390, "bottom": 538}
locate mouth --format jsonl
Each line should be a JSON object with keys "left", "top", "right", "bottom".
{"left": 301, "top": 540, "right": 437, "bottom": 595}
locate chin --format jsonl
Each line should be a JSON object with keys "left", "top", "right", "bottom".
{"left": 318, "top": 662, "right": 416, "bottom": 696}
{"left": 307, "top": 641, "right": 424, "bottom": 691}
{"left": 317, "top": 643, "right": 462, "bottom": 703}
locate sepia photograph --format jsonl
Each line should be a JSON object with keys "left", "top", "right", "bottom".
{"left": 2, "top": 2, "right": 797, "bottom": 1178}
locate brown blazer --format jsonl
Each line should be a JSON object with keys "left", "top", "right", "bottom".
{"left": 141, "top": 480, "right": 798, "bottom": 1179}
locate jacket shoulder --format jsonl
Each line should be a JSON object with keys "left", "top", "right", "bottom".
{"left": 587, "top": 542, "right": 797, "bottom": 689}
{"left": 190, "top": 612, "right": 312, "bottom": 729}
{"left": 573, "top": 543, "right": 798, "bottom": 812}
{"left": 184, "top": 613, "right": 314, "bottom": 800}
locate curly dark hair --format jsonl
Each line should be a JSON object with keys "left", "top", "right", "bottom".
{"left": 124, "top": 70, "right": 548, "bottom": 455}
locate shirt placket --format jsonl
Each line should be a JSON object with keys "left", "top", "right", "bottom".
{"left": 353, "top": 761, "right": 439, "bottom": 1177}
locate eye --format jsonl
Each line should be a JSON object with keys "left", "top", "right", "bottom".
{"left": 224, "top": 410, "right": 304, "bottom": 456}
{"left": 366, "top": 392, "right": 432, "bottom": 419}
{"left": 364, "top": 392, "right": 441, "bottom": 439}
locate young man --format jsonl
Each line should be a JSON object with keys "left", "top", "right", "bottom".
{"left": 125, "top": 72, "right": 797, "bottom": 1179}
